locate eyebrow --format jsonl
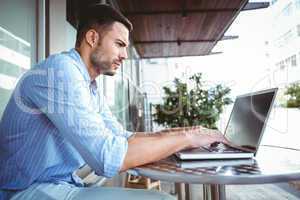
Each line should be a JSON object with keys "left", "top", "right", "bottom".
{"left": 116, "top": 39, "right": 128, "bottom": 47}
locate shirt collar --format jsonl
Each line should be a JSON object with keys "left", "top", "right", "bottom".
{"left": 68, "top": 48, "right": 98, "bottom": 91}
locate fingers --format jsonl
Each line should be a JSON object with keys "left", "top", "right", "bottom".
{"left": 214, "top": 133, "right": 228, "bottom": 145}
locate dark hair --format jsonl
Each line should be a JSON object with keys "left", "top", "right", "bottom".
{"left": 75, "top": 19, "right": 115, "bottom": 47}
{"left": 75, "top": 4, "right": 132, "bottom": 48}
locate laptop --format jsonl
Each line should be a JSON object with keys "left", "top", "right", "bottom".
{"left": 173, "top": 157, "right": 256, "bottom": 168}
{"left": 175, "top": 88, "right": 278, "bottom": 160}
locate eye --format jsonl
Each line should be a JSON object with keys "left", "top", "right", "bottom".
{"left": 116, "top": 42, "right": 123, "bottom": 47}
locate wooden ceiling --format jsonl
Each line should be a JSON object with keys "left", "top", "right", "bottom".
{"left": 115, "top": 0, "right": 249, "bottom": 58}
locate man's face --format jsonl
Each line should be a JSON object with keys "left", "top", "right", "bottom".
{"left": 90, "top": 22, "right": 129, "bottom": 76}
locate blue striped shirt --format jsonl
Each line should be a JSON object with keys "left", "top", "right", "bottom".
{"left": 0, "top": 49, "right": 133, "bottom": 198}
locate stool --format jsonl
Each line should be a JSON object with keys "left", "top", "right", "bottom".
{"left": 125, "top": 173, "right": 161, "bottom": 190}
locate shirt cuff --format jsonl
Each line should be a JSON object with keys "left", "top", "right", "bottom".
{"left": 124, "top": 130, "right": 135, "bottom": 139}
{"left": 99, "top": 135, "right": 128, "bottom": 178}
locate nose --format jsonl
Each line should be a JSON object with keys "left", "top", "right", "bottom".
{"left": 120, "top": 48, "right": 128, "bottom": 60}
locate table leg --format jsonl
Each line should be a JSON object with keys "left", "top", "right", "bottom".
{"left": 203, "top": 184, "right": 226, "bottom": 200}
{"left": 185, "top": 184, "right": 191, "bottom": 200}
{"left": 175, "top": 183, "right": 185, "bottom": 200}
{"left": 174, "top": 183, "right": 191, "bottom": 200}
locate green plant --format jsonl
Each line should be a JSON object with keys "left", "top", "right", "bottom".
{"left": 285, "top": 82, "right": 300, "bottom": 108}
{"left": 153, "top": 73, "right": 232, "bottom": 129}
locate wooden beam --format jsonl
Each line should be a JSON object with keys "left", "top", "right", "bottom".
{"left": 140, "top": 52, "right": 222, "bottom": 59}
{"left": 124, "top": 9, "right": 238, "bottom": 16}
{"left": 242, "top": 2, "right": 269, "bottom": 11}
{"left": 181, "top": 0, "right": 187, "bottom": 17}
{"left": 134, "top": 40, "right": 216, "bottom": 44}
{"left": 221, "top": 35, "right": 239, "bottom": 40}
{"left": 209, "top": 51, "right": 223, "bottom": 55}
{"left": 134, "top": 35, "right": 238, "bottom": 44}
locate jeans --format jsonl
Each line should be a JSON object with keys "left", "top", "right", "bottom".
{"left": 10, "top": 182, "right": 175, "bottom": 200}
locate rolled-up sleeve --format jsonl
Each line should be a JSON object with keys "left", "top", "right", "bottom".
{"left": 20, "top": 56, "right": 127, "bottom": 177}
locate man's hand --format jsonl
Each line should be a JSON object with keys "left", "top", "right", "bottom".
{"left": 183, "top": 128, "right": 228, "bottom": 148}
{"left": 161, "top": 126, "right": 228, "bottom": 148}
{"left": 121, "top": 126, "right": 228, "bottom": 172}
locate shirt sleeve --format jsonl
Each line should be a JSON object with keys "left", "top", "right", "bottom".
{"left": 20, "top": 55, "right": 127, "bottom": 178}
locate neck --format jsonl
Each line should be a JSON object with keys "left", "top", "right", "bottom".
{"left": 75, "top": 47, "right": 98, "bottom": 81}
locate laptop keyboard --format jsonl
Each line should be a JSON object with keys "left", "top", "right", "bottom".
{"left": 203, "top": 142, "right": 245, "bottom": 153}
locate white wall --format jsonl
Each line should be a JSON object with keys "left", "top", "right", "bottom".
{"left": 140, "top": 59, "right": 175, "bottom": 105}
{"left": 49, "top": 0, "right": 76, "bottom": 54}
{"left": 268, "top": 0, "right": 300, "bottom": 86}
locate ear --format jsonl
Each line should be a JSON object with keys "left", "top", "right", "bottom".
{"left": 85, "top": 29, "right": 100, "bottom": 48}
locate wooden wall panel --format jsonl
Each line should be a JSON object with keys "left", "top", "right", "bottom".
{"left": 135, "top": 42, "right": 215, "bottom": 58}
{"left": 118, "top": 0, "right": 246, "bottom": 12}
{"left": 128, "top": 12, "right": 236, "bottom": 41}
{"left": 116, "top": 0, "right": 248, "bottom": 58}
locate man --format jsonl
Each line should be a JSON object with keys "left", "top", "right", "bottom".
{"left": 0, "top": 4, "right": 227, "bottom": 200}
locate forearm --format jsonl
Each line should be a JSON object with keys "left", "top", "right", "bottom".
{"left": 120, "top": 132, "right": 189, "bottom": 171}
{"left": 160, "top": 126, "right": 203, "bottom": 133}
{"left": 120, "top": 127, "right": 227, "bottom": 172}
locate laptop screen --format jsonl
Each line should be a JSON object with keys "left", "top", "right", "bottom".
{"left": 224, "top": 88, "right": 277, "bottom": 152}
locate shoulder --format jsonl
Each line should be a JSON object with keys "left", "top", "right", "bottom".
{"left": 20, "top": 53, "right": 83, "bottom": 90}
{"left": 37, "top": 50, "right": 84, "bottom": 80}
{"left": 42, "top": 51, "right": 78, "bottom": 70}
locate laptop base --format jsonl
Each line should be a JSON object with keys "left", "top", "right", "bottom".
{"left": 175, "top": 147, "right": 254, "bottom": 160}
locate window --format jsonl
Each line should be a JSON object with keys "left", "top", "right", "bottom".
{"left": 0, "top": 0, "right": 37, "bottom": 117}
{"left": 291, "top": 55, "right": 297, "bottom": 67}
{"left": 279, "top": 61, "right": 286, "bottom": 70}
{"left": 277, "top": 55, "right": 298, "bottom": 70}
{"left": 296, "top": 0, "right": 300, "bottom": 10}
{"left": 285, "top": 57, "right": 291, "bottom": 68}
{"left": 298, "top": 52, "right": 300, "bottom": 67}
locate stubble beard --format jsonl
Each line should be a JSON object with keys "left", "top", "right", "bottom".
{"left": 90, "top": 47, "right": 116, "bottom": 76}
